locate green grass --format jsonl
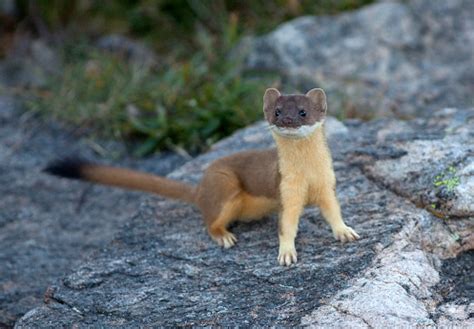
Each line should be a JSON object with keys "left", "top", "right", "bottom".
{"left": 29, "top": 44, "right": 273, "bottom": 155}
{"left": 22, "top": 0, "right": 373, "bottom": 155}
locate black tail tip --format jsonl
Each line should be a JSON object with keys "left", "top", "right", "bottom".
{"left": 43, "top": 157, "right": 90, "bottom": 179}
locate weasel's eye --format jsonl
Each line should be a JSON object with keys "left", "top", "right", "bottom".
{"left": 275, "top": 109, "right": 281, "bottom": 117}
{"left": 299, "top": 110, "right": 307, "bottom": 117}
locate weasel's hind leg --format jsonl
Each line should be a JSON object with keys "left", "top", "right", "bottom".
{"left": 197, "top": 170, "right": 242, "bottom": 248}
{"left": 208, "top": 200, "right": 240, "bottom": 248}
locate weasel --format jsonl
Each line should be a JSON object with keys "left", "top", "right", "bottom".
{"left": 45, "top": 88, "right": 359, "bottom": 266}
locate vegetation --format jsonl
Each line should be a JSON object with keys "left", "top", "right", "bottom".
{"left": 28, "top": 36, "right": 270, "bottom": 155}
{"left": 433, "top": 166, "right": 460, "bottom": 193}
{"left": 17, "top": 0, "right": 373, "bottom": 155}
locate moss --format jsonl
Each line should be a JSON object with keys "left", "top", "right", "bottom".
{"left": 433, "top": 166, "right": 461, "bottom": 192}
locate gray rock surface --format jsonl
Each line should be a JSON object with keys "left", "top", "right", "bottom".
{"left": 0, "top": 0, "right": 16, "bottom": 16}
{"left": 1, "top": 1, "right": 473, "bottom": 325}
{"left": 356, "top": 108, "right": 474, "bottom": 218}
{"left": 0, "top": 38, "right": 61, "bottom": 89}
{"left": 245, "top": 0, "right": 474, "bottom": 119}
{"left": 14, "top": 108, "right": 473, "bottom": 327}
{"left": 0, "top": 33, "right": 159, "bottom": 90}
{"left": 0, "top": 96, "right": 187, "bottom": 327}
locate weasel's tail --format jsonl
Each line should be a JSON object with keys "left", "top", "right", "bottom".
{"left": 44, "top": 157, "right": 196, "bottom": 204}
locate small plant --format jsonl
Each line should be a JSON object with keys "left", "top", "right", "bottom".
{"left": 433, "top": 166, "right": 460, "bottom": 192}
{"left": 29, "top": 33, "right": 274, "bottom": 155}
{"left": 23, "top": 0, "right": 374, "bottom": 156}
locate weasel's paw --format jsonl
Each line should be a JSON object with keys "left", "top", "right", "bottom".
{"left": 213, "top": 232, "right": 237, "bottom": 249}
{"left": 278, "top": 246, "right": 298, "bottom": 266}
{"left": 333, "top": 225, "right": 360, "bottom": 243}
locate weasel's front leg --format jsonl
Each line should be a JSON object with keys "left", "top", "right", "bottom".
{"left": 318, "top": 188, "right": 359, "bottom": 242}
{"left": 278, "top": 180, "right": 305, "bottom": 266}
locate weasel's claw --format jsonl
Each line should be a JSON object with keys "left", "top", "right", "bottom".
{"left": 278, "top": 248, "right": 298, "bottom": 266}
{"left": 333, "top": 225, "right": 360, "bottom": 243}
{"left": 214, "top": 232, "right": 237, "bottom": 249}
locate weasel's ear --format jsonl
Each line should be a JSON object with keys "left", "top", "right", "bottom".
{"left": 306, "top": 88, "right": 327, "bottom": 114}
{"left": 263, "top": 88, "right": 280, "bottom": 112}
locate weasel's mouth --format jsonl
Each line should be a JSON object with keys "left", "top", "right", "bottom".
{"left": 275, "top": 127, "right": 303, "bottom": 136}
{"left": 270, "top": 122, "right": 322, "bottom": 139}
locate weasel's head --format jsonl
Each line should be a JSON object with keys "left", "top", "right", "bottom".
{"left": 263, "top": 88, "right": 327, "bottom": 139}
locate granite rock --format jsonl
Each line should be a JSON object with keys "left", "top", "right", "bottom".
{"left": 0, "top": 38, "right": 61, "bottom": 89}
{"left": 245, "top": 0, "right": 474, "bottom": 118}
{"left": 14, "top": 108, "right": 473, "bottom": 327}
{"left": 0, "top": 96, "right": 187, "bottom": 327}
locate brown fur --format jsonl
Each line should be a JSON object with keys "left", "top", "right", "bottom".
{"left": 80, "top": 164, "right": 196, "bottom": 203}
{"left": 46, "top": 88, "right": 359, "bottom": 265}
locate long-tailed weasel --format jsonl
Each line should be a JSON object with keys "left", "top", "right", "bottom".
{"left": 45, "top": 88, "right": 359, "bottom": 266}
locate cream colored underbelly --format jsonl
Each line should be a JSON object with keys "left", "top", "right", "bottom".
{"left": 238, "top": 192, "right": 280, "bottom": 221}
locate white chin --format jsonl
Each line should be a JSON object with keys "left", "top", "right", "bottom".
{"left": 272, "top": 122, "right": 322, "bottom": 139}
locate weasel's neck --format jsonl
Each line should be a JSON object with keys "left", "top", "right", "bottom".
{"left": 273, "top": 127, "right": 330, "bottom": 173}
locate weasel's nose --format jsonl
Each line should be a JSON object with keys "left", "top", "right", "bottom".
{"left": 281, "top": 117, "right": 294, "bottom": 125}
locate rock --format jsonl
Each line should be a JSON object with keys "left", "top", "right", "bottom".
{"left": 0, "top": 95, "right": 21, "bottom": 122}
{"left": 355, "top": 108, "right": 474, "bottom": 218}
{"left": 96, "top": 34, "right": 158, "bottom": 68}
{"left": 302, "top": 222, "right": 440, "bottom": 328}
{"left": 0, "top": 0, "right": 16, "bottom": 17}
{"left": 30, "top": 40, "right": 61, "bottom": 73}
{"left": 244, "top": 0, "right": 474, "bottom": 119}
{"left": 15, "top": 107, "right": 473, "bottom": 327}
{"left": 0, "top": 38, "right": 62, "bottom": 88}
{"left": 433, "top": 250, "right": 474, "bottom": 328}
{"left": 436, "top": 303, "right": 474, "bottom": 329}
{"left": 348, "top": 107, "right": 474, "bottom": 258}
{"left": 0, "top": 96, "right": 188, "bottom": 327}
{"left": 0, "top": 33, "right": 159, "bottom": 89}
